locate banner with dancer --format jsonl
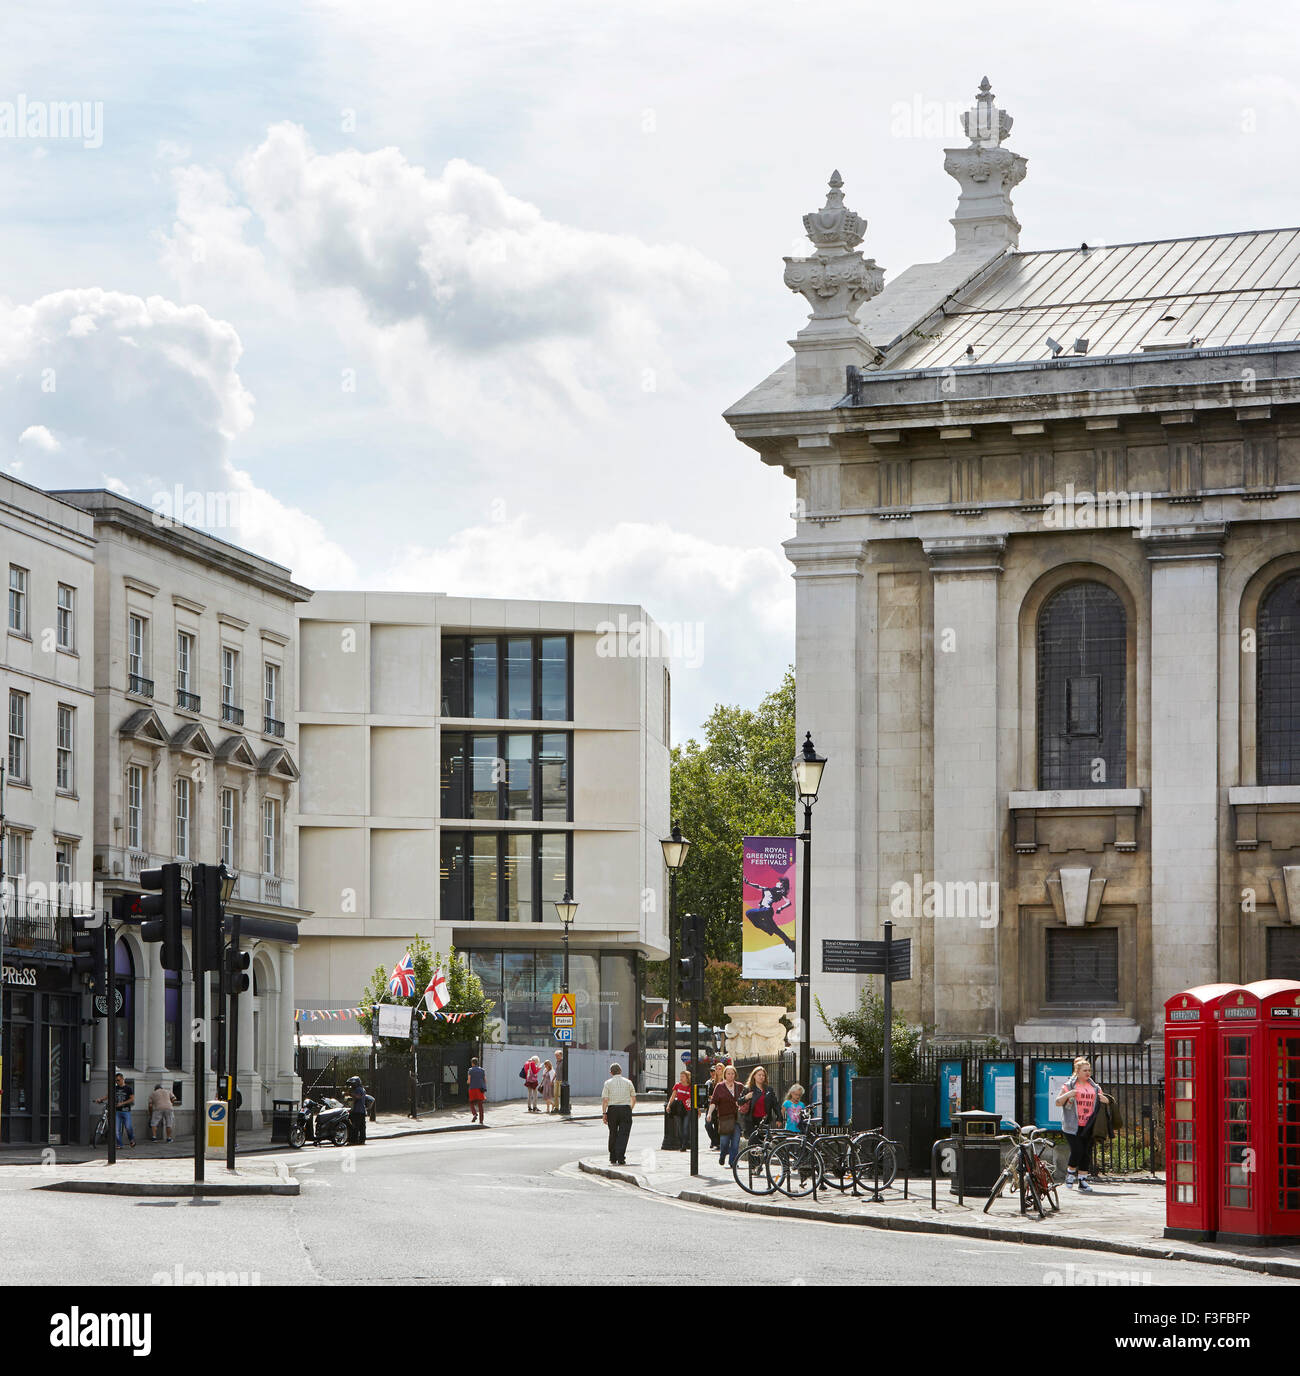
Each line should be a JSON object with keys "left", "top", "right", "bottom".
{"left": 741, "top": 836, "right": 797, "bottom": 978}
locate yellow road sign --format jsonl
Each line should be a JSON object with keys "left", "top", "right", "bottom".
{"left": 552, "top": 992, "right": 575, "bottom": 1025}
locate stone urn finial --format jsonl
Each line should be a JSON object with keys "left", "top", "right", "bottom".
{"left": 784, "top": 170, "right": 885, "bottom": 334}
{"left": 944, "top": 76, "right": 1027, "bottom": 251}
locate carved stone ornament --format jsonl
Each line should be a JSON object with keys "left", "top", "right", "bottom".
{"left": 1268, "top": 866, "right": 1300, "bottom": 924}
{"left": 1045, "top": 865, "right": 1107, "bottom": 927}
{"left": 944, "top": 78, "right": 1027, "bottom": 251}
{"left": 784, "top": 171, "right": 885, "bottom": 328}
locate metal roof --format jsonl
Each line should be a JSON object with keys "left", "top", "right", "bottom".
{"left": 883, "top": 228, "right": 1300, "bottom": 371}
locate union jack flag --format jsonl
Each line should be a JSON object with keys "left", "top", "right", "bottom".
{"left": 424, "top": 966, "right": 449, "bottom": 1014}
{"left": 389, "top": 952, "right": 417, "bottom": 998}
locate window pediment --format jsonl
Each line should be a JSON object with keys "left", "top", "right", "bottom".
{"left": 118, "top": 707, "right": 167, "bottom": 745}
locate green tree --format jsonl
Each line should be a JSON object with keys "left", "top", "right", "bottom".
{"left": 816, "top": 982, "right": 926, "bottom": 1083}
{"left": 358, "top": 935, "right": 495, "bottom": 1054}
{"left": 669, "top": 666, "right": 796, "bottom": 964}
{"left": 642, "top": 957, "right": 794, "bottom": 1029}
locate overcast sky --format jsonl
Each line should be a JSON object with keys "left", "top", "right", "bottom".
{"left": 2, "top": 1, "right": 1297, "bottom": 738}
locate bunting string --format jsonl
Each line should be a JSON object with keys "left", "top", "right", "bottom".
{"left": 294, "top": 1007, "right": 365, "bottom": 1022}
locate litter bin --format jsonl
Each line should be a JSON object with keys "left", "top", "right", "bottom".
{"left": 271, "top": 1099, "right": 297, "bottom": 1145}
{"left": 950, "top": 1109, "right": 1005, "bottom": 1197}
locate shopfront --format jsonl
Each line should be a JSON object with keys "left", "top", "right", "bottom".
{"left": 1, "top": 959, "right": 85, "bottom": 1146}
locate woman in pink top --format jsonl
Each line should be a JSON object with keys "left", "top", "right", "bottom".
{"left": 1055, "top": 1057, "right": 1109, "bottom": 1193}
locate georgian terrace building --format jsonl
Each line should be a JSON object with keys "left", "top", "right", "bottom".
{"left": 725, "top": 79, "right": 1300, "bottom": 1049}
{"left": 53, "top": 490, "right": 310, "bottom": 1131}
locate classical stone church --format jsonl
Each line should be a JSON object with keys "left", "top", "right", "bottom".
{"left": 726, "top": 80, "right": 1300, "bottom": 1049}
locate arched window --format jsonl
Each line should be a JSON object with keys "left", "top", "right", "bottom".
{"left": 1037, "top": 583, "right": 1127, "bottom": 789}
{"left": 1258, "top": 573, "right": 1300, "bottom": 784}
{"left": 114, "top": 940, "right": 135, "bottom": 1067}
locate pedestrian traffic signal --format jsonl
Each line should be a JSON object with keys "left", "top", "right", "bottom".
{"left": 138, "top": 862, "right": 183, "bottom": 972}
{"left": 71, "top": 913, "right": 106, "bottom": 992}
{"left": 226, "top": 945, "right": 250, "bottom": 996}
{"left": 679, "top": 911, "right": 706, "bottom": 1002}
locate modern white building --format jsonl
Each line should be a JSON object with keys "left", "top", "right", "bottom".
{"left": 294, "top": 592, "right": 671, "bottom": 1094}
{"left": 53, "top": 489, "right": 311, "bottom": 1129}
{"left": 725, "top": 79, "right": 1300, "bottom": 1048}
{"left": 1, "top": 476, "right": 96, "bottom": 1145}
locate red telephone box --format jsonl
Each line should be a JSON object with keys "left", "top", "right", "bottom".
{"left": 1163, "top": 984, "right": 1242, "bottom": 1242}
{"left": 1244, "top": 979, "right": 1300, "bottom": 1245}
{"left": 1213, "top": 985, "right": 1266, "bottom": 1243}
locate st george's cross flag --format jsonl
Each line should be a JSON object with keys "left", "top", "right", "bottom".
{"left": 389, "top": 952, "right": 417, "bottom": 998}
{"left": 424, "top": 966, "right": 450, "bottom": 1014}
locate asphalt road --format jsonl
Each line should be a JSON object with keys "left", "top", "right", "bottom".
{"left": 0, "top": 1114, "right": 1283, "bottom": 1287}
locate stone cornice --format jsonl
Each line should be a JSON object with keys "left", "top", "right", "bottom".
{"left": 923, "top": 534, "right": 1006, "bottom": 575}
{"left": 1142, "top": 523, "right": 1228, "bottom": 561}
{"left": 782, "top": 535, "right": 868, "bottom": 579}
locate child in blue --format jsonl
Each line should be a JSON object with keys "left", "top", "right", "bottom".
{"left": 781, "top": 1083, "right": 807, "bottom": 1132}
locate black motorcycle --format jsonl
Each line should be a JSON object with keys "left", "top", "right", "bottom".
{"left": 287, "top": 1095, "right": 351, "bottom": 1149}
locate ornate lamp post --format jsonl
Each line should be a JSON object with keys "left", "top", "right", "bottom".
{"left": 554, "top": 890, "right": 578, "bottom": 1115}
{"left": 792, "top": 733, "right": 827, "bottom": 1099}
{"left": 659, "top": 822, "right": 691, "bottom": 1149}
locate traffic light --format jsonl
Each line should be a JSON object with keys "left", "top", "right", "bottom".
{"left": 226, "top": 944, "right": 250, "bottom": 996}
{"left": 71, "top": 913, "right": 106, "bottom": 992}
{"left": 138, "top": 862, "right": 183, "bottom": 972}
{"left": 679, "top": 911, "right": 706, "bottom": 1002}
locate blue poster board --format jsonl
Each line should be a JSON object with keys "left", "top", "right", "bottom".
{"left": 981, "top": 1059, "right": 1018, "bottom": 1129}
{"left": 1032, "top": 1059, "right": 1074, "bottom": 1130}
{"left": 938, "top": 1060, "right": 963, "bottom": 1128}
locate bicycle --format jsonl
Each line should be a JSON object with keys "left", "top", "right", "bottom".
{"left": 766, "top": 1114, "right": 899, "bottom": 1198}
{"left": 732, "top": 1124, "right": 796, "bottom": 1196}
{"left": 91, "top": 1104, "right": 110, "bottom": 1148}
{"left": 983, "top": 1122, "right": 1060, "bottom": 1219}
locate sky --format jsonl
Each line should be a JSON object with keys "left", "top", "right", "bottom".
{"left": 2, "top": 1, "right": 1298, "bottom": 739}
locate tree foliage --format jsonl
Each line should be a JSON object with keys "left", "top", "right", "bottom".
{"left": 816, "top": 982, "right": 926, "bottom": 1083}
{"left": 358, "top": 935, "right": 495, "bottom": 1054}
{"left": 669, "top": 666, "right": 796, "bottom": 965}
{"left": 643, "top": 957, "right": 794, "bottom": 1028}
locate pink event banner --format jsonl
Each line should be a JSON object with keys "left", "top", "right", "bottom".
{"left": 741, "top": 836, "right": 797, "bottom": 979}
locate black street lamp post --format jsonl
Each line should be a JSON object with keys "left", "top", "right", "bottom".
{"left": 659, "top": 821, "right": 691, "bottom": 1149}
{"left": 554, "top": 891, "right": 578, "bottom": 1115}
{"left": 793, "top": 732, "right": 827, "bottom": 1101}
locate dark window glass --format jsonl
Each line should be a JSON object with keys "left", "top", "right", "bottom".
{"left": 540, "top": 833, "right": 568, "bottom": 909}
{"left": 470, "top": 833, "right": 499, "bottom": 921}
{"left": 440, "top": 733, "right": 466, "bottom": 818}
{"left": 1268, "top": 927, "right": 1300, "bottom": 980}
{"left": 470, "top": 735, "right": 500, "bottom": 820}
{"left": 1259, "top": 575, "right": 1300, "bottom": 784}
{"left": 540, "top": 636, "right": 569, "bottom": 720}
{"left": 506, "top": 638, "right": 533, "bottom": 720}
{"left": 535, "top": 951, "right": 563, "bottom": 997}
{"left": 469, "top": 950, "right": 503, "bottom": 1004}
{"left": 1045, "top": 927, "right": 1119, "bottom": 1006}
{"left": 601, "top": 953, "right": 637, "bottom": 1061}
{"left": 440, "top": 833, "right": 466, "bottom": 921}
{"left": 504, "top": 832, "right": 534, "bottom": 922}
{"left": 1037, "top": 583, "right": 1126, "bottom": 789}
{"left": 505, "top": 735, "right": 532, "bottom": 820}
{"left": 114, "top": 939, "right": 135, "bottom": 1066}
{"left": 1066, "top": 675, "right": 1101, "bottom": 736}
{"left": 539, "top": 734, "right": 568, "bottom": 821}
{"left": 470, "top": 639, "right": 498, "bottom": 719}
{"left": 440, "top": 637, "right": 466, "bottom": 717}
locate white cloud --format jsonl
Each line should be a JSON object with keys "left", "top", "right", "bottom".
{"left": 18, "top": 424, "right": 59, "bottom": 453}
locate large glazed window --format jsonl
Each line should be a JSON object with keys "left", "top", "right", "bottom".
{"left": 1258, "top": 574, "right": 1300, "bottom": 784}
{"left": 1037, "top": 582, "right": 1126, "bottom": 789}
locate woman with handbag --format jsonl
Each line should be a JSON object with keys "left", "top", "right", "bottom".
{"left": 711, "top": 1064, "right": 745, "bottom": 1168}
{"left": 703, "top": 1062, "right": 726, "bottom": 1150}
{"left": 1055, "top": 1057, "right": 1110, "bottom": 1193}
{"left": 740, "top": 1066, "right": 779, "bottom": 1143}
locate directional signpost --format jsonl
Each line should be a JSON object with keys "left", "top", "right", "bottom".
{"left": 821, "top": 923, "right": 911, "bottom": 1143}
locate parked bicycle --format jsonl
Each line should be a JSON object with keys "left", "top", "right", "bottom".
{"left": 91, "top": 1104, "right": 110, "bottom": 1148}
{"left": 983, "top": 1121, "right": 1060, "bottom": 1219}
{"left": 765, "top": 1113, "right": 899, "bottom": 1198}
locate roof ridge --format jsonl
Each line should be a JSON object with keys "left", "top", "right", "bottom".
{"left": 1012, "top": 226, "right": 1300, "bottom": 258}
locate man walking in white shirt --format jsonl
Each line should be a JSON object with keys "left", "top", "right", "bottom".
{"left": 601, "top": 1063, "right": 636, "bottom": 1165}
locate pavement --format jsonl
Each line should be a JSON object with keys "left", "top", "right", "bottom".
{"left": 577, "top": 1148, "right": 1300, "bottom": 1280}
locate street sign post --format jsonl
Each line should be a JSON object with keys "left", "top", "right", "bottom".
{"left": 552, "top": 993, "right": 575, "bottom": 1027}
{"left": 554, "top": 1027, "right": 573, "bottom": 1043}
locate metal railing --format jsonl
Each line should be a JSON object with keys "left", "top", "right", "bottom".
{"left": 221, "top": 703, "right": 244, "bottom": 726}
{"left": 127, "top": 674, "right": 154, "bottom": 698}
{"left": 1, "top": 897, "right": 82, "bottom": 950}
{"left": 176, "top": 689, "right": 201, "bottom": 712}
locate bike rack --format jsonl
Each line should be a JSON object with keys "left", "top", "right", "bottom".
{"left": 931, "top": 1135, "right": 960, "bottom": 1210}
{"left": 853, "top": 1136, "right": 905, "bottom": 1204}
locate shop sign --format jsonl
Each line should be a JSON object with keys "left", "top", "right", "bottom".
{"left": 1, "top": 964, "right": 38, "bottom": 988}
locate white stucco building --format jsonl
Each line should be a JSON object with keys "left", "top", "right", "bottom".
{"left": 1, "top": 476, "right": 96, "bottom": 1145}
{"left": 726, "top": 79, "right": 1300, "bottom": 1047}
{"left": 295, "top": 592, "right": 671, "bottom": 1093}
{"left": 53, "top": 489, "right": 311, "bottom": 1128}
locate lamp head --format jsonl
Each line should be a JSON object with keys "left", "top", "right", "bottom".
{"left": 792, "top": 731, "right": 827, "bottom": 804}
{"left": 554, "top": 890, "right": 579, "bottom": 927}
{"left": 660, "top": 820, "right": 691, "bottom": 872}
